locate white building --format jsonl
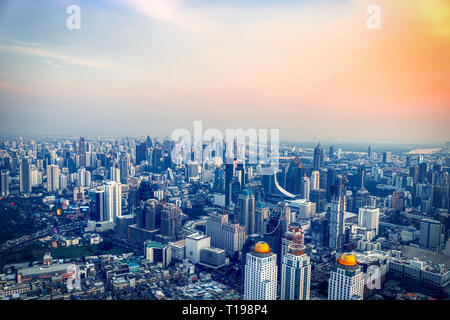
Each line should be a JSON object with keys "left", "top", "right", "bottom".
{"left": 310, "top": 170, "right": 320, "bottom": 190}
{"left": 47, "top": 164, "right": 60, "bottom": 192}
{"left": 358, "top": 206, "right": 380, "bottom": 235}
{"left": 104, "top": 181, "right": 122, "bottom": 222}
{"left": 185, "top": 233, "right": 210, "bottom": 264}
{"left": 328, "top": 253, "right": 364, "bottom": 300}
{"left": 244, "top": 241, "right": 277, "bottom": 300}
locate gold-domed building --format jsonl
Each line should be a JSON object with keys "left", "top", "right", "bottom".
{"left": 253, "top": 241, "right": 270, "bottom": 254}
{"left": 337, "top": 253, "right": 358, "bottom": 266}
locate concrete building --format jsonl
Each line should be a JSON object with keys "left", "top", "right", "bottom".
{"left": 185, "top": 233, "right": 211, "bottom": 264}
{"left": 244, "top": 241, "right": 277, "bottom": 300}
{"left": 328, "top": 253, "right": 364, "bottom": 300}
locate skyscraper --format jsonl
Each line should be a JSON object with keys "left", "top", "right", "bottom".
{"left": 419, "top": 219, "right": 445, "bottom": 253}
{"left": 358, "top": 206, "right": 380, "bottom": 235}
{"left": 313, "top": 143, "right": 324, "bottom": 170}
{"left": 255, "top": 197, "right": 269, "bottom": 236}
{"left": 368, "top": 146, "right": 374, "bottom": 159}
{"left": 47, "top": 164, "right": 60, "bottom": 192}
{"left": 104, "top": 181, "right": 122, "bottom": 222}
{"left": 383, "top": 151, "right": 391, "bottom": 164}
{"left": 19, "top": 158, "right": 32, "bottom": 194}
{"left": 222, "top": 221, "right": 246, "bottom": 257}
{"left": 238, "top": 186, "right": 256, "bottom": 234}
{"left": 244, "top": 241, "right": 277, "bottom": 300}
{"left": 301, "top": 175, "right": 310, "bottom": 200}
{"left": 78, "top": 137, "right": 86, "bottom": 168}
{"left": 328, "top": 253, "right": 364, "bottom": 300}
{"left": 310, "top": 170, "right": 320, "bottom": 190}
{"left": 160, "top": 203, "right": 183, "bottom": 240}
{"left": 206, "top": 212, "right": 229, "bottom": 248}
{"left": 119, "top": 153, "right": 129, "bottom": 183}
{"left": 90, "top": 187, "right": 105, "bottom": 221}
{"left": 225, "top": 161, "right": 236, "bottom": 207}
{"left": 329, "top": 184, "right": 346, "bottom": 253}
{"left": 280, "top": 233, "right": 311, "bottom": 300}
{"left": 136, "top": 141, "right": 147, "bottom": 165}
{"left": 0, "top": 169, "right": 10, "bottom": 197}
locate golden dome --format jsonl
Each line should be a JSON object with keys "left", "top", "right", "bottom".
{"left": 338, "top": 253, "right": 357, "bottom": 266}
{"left": 254, "top": 241, "right": 270, "bottom": 254}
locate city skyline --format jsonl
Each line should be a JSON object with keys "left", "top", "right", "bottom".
{"left": 0, "top": 0, "right": 449, "bottom": 143}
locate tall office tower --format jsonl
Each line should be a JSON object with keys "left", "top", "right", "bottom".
{"left": 231, "top": 176, "right": 242, "bottom": 204}
{"left": 382, "top": 151, "right": 391, "bottom": 164}
{"left": 77, "top": 167, "right": 86, "bottom": 187}
{"left": 329, "top": 146, "right": 334, "bottom": 160}
{"left": 136, "top": 199, "right": 160, "bottom": 229}
{"left": 313, "top": 143, "right": 324, "bottom": 170}
{"left": 311, "top": 170, "right": 320, "bottom": 190}
{"left": 152, "top": 147, "right": 163, "bottom": 173}
{"left": 280, "top": 233, "right": 311, "bottom": 300}
{"left": 329, "top": 184, "right": 346, "bottom": 253}
{"left": 406, "top": 155, "right": 412, "bottom": 168}
{"left": 367, "top": 146, "right": 373, "bottom": 159}
{"left": 358, "top": 206, "right": 380, "bottom": 235}
{"left": 225, "top": 161, "right": 237, "bottom": 207}
{"left": 238, "top": 186, "right": 256, "bottom": 234}
{"left": 136, "top": 142, "right": 147, "bottom": 165}
{"left": 104, "top": 181, "right": 122, "bottom": 222}
{"left": 255, "top": 198, "right": 269, "bottom": 235}
{"left": 47, "top": 164, "right": 60, "bottom": 192}
{"left": 419, "top": 219, "right": 445, "bottom": 253}
{"left": 90, "top": 188, "right": 105, "bottom": 221}
{"left": 281, "top": 225, "right": 303, "bottom": 259}
{"left": 418, "top": 162, "right": 428, "bottom": 183}
{"left": 206, "top": 212, "right": 229, "bottom": 248}
{"left": 0, "top": 169, "right": 9, "bottom": 197}
{"left": 222, "top": 222, "right": 246, "bottom": 257}
{"left": 328, "top": 253, "right": 364, "bottom": 300}
{"left": 244, "top": 241, "right": 277, "bottom": 300}
{"left": 355, "top": 168, "right": 369, "bottom": 212}
{"left": 186, "top": 233, "right": 211, "bottom": 264}
{"left": 19, "top": 158, "right": 32, "bottom": 194}
{"left": 110, "top": 166, "right": 120, "bottom": 183}
{"left": 213, "top": 167, "right": 225, "bottom": 193}
{"left": 286, "top": 157, "right": 304, "bottom": 195}
{"left": 160, "top": 203, "right": 183, "bottom": 239}
{"left": 236, "top": 162, "right": 247, "bottom": 186}
{"left": 59, "top": 174, "right": 68, "bottom": 190}
{"left": 85, "top": 170, "right": 91, "bottom": 187}
{"left": 119, "top": 153, "right": 129, "bottom": 183}
{"left": 310, "top": 188, "right": 327, "bottom": 212}
{"left": 78, "top": 137, "right": 86, "bottom": 168}
{"left": 392, "top": 190, "right": 404, "bottom": 211}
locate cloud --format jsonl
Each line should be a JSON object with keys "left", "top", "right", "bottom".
{"left": 0, "top": 80, "right": 26, "bottom": 93}
{"left": 0, "top": 42, "right": 111, "bottom": 69}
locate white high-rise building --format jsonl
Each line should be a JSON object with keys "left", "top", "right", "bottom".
{"left": 185, "top": 233, "right": 210, "bottom": 264}
{"left": 244, "top": 241, "right": 277, "bottom": 300}
{"left": 358, "top": 206, "right": 380, "bottom": 235}
{"left": 110, "top": 167, "right": 120, "bottom": 183}
{"left": 281, "top": 234, "right": 311, "bottom": 300}
{"left": 329, "top": 185, "right": 346, "bottom": 252}
{"left": 77, "top": 168, "right": 91, "bottom": 187}
{"left": 328, "top": 253, "right": 364, "bottom": 300}
{"left": 47, "top": 164, "right": 60, "bottom": 192}
{"left": 310, "top": 170, "right": 320, "bottom": 190}
{"left": 301, "top": 175, "right": 310, "bottom": 200}
{"left": 104, "top": 181, "right": 122, "bottom": 222}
